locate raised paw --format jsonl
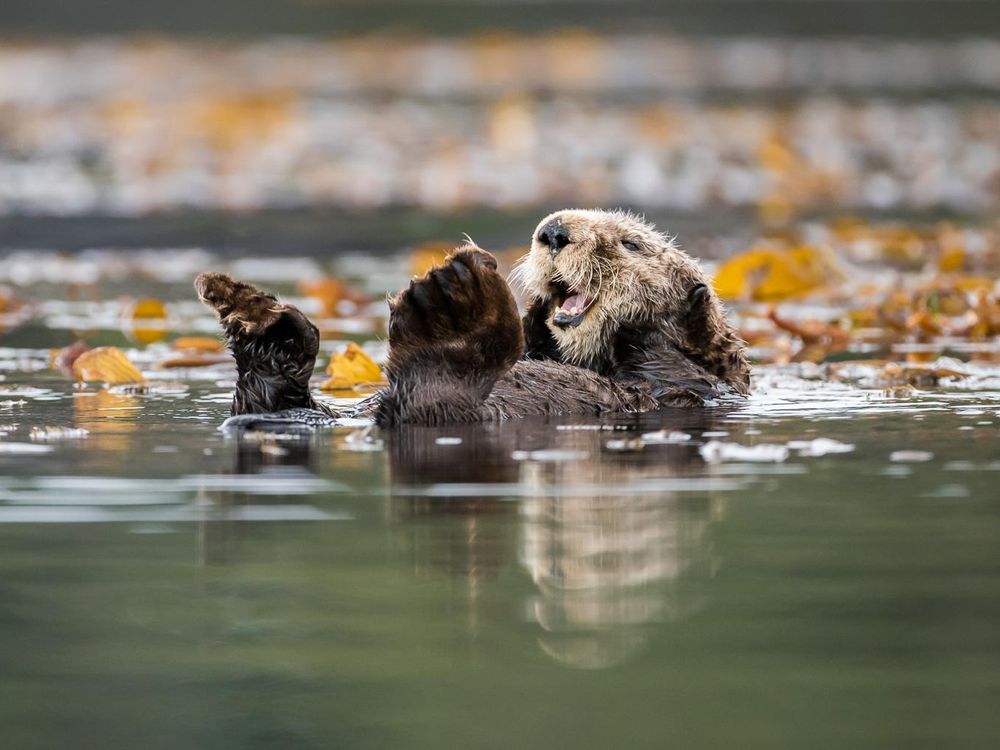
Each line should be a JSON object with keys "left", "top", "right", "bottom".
{"left": 195, "top": 272, "right": 288, "bottom": 336}
{"left": 196, "top": 272, "right": 323, "bottom": 415}
{"left": 386, "top": 245, "right": 524, "bottom": 376}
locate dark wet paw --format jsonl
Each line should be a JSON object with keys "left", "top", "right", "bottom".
{"left": 195, "top": 272, "right": 285, "bottom": 335}
{"left": 386, "top": 246, "right": 524, "bottom": 374}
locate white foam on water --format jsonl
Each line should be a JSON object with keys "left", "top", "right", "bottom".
{"left": 511, "top": 449, "right": 590, "bottom": 462}
{"left": 393, "top": 476, "right": 747, "bottom": 498}
{"left": 700, "top": 441, "right": 790, "bottom": 463}
{"left": 889, "top": 450, "right": 935, "bottom": 463}
{"left": 0, "top": 442, "right": 54, "bottom": 454}
{"left": 0, "top": 504, "right": 350, "bottom": 524}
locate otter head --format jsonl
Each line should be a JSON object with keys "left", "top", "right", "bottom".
{"left": 514, "top": 209, "right": 750, "bottom": 393}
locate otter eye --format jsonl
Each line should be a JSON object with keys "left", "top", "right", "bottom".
{"left": 622, "top": 240, "right": 641, "bottom": 253}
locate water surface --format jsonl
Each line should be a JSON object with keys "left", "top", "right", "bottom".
{"left": 1, "top": 260, "right": 999, "bottom": 749}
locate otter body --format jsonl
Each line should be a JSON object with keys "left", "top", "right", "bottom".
{"left": 196, "top": 210, "right": 750, "bottom": 428}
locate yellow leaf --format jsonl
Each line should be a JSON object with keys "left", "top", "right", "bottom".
{"left": 937, "top": 246, "right": 966, "bottom": 273}
{"left": 124, "top": 298, "right": 169, "bottom": 344}
{"left": 321, "top": 342, "right": 384, "bottom": 391}
{"left": 713, "top": 245, "right": 842, "bottom": 301}
{"left": 72, "top": 347, "right": 146, "bottom": 385}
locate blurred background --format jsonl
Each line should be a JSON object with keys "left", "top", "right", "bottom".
{"left": 1, "top": 0, "right": 998, "bottom": 254}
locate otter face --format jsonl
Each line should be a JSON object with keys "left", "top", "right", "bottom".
{"left": 513, "top": 209, "right": 713, "bottom": 366}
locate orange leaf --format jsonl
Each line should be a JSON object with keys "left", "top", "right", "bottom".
{"left": 320, "top": 342, "right": 384, "bottom": 391}
{"left": 157, "top": 353, "right": 231, "bottom": 369}
{"left": 72, "top": 347, "right": 146, "bottom": 385}
{"left": 409, "top": 241, "right": 454, "bottom": 277}
{"left": 172, "top": 336, "right": 224, "bottom": 353}
{"left": 299, "top": 277, "right": 368, "bottom": 317}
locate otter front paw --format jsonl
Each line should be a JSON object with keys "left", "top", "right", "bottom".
{"left": 386, "top": 246, "right": 524, "bottom": 377}
{"left": 195, "top": 272, "right": 285, "bottom": 335}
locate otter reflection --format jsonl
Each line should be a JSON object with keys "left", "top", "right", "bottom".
{"left": 196, "top": 432, "right": 320, "bottom": 565}
{"left": 387, "top": 411, "right": 728, "bottom": 669}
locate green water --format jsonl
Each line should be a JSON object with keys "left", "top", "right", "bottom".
{"left": 1, "top": 364, "right": 998, "bottom": 749}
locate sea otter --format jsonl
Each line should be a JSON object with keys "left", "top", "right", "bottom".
{"left": 195, "top": 209, "right": 750, "bottom": 428}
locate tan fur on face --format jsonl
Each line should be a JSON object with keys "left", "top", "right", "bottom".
{"left": 512, "top": 210, "right": 698, "bottom": 361}
{"left": 511, "top": 209, "right": 750, "bottom": 392}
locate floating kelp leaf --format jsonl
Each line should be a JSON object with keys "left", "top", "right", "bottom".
{"left": 123, "top": 298, "right": 169, "bottom": 344}
{"left": 172, "top": 336, "right": 224, "bottom": 353}
{"left": 408, "top": 241, "right": 454, "bottom": 277}
{"left": 299, "top": 277, "right": 369, "bottom": 317}
{"left": 321, "top": 342, "right": 384, "bottom": 391}
{"left": 714, "top": 245, "right": 842, "bottom": 301}
{"left": 72, "top": 347, "right": 146, "bottom": 385}
{"left": 156, "top": 353, "right": 231, "bottom": 369}
{"left": 875, "top": 362, "right": 967, "bottom": 388}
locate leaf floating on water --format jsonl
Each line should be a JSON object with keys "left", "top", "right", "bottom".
{"left": 714, "top": 245, "right": 842, "bottom": 302}
{"left": 321, "top": 343, "right": 384, "bottom": 391}
{"left": 72, "top": 347, "right": 146, "bottom": 385}
{"left": 408, "top": 241, "right": 454, "bottom": 277}
{"left": 299, "top": 277, "right": 369, "bottom": 317}
{"left": 156, "top": 354, "right": 231, "bottom": 369}
{"left": 875, "top": 363, "right": 967, "bottom": 388}
{"left": 123, "top": 298, "right": 169, "bottom": 344}
{"left": 172, "top": 337, "right": 224, "bottom": 353}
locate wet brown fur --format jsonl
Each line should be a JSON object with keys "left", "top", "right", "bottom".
{"left": 196, "top": 210, "right": 750, "bottom": 426}
{"left": 195, "top": 272, "right": 333, "bottom": 417}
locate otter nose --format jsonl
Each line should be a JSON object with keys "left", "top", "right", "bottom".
{"left": 537, "top": 220, "right": 571, "bottom": 259}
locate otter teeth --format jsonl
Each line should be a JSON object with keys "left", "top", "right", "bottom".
{"left": 553, "top": 292, "right": 593, "bottom": 328}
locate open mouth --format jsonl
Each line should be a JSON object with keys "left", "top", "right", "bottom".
{"left": 551, "top": 286, "right": 595, "bottom": 328}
